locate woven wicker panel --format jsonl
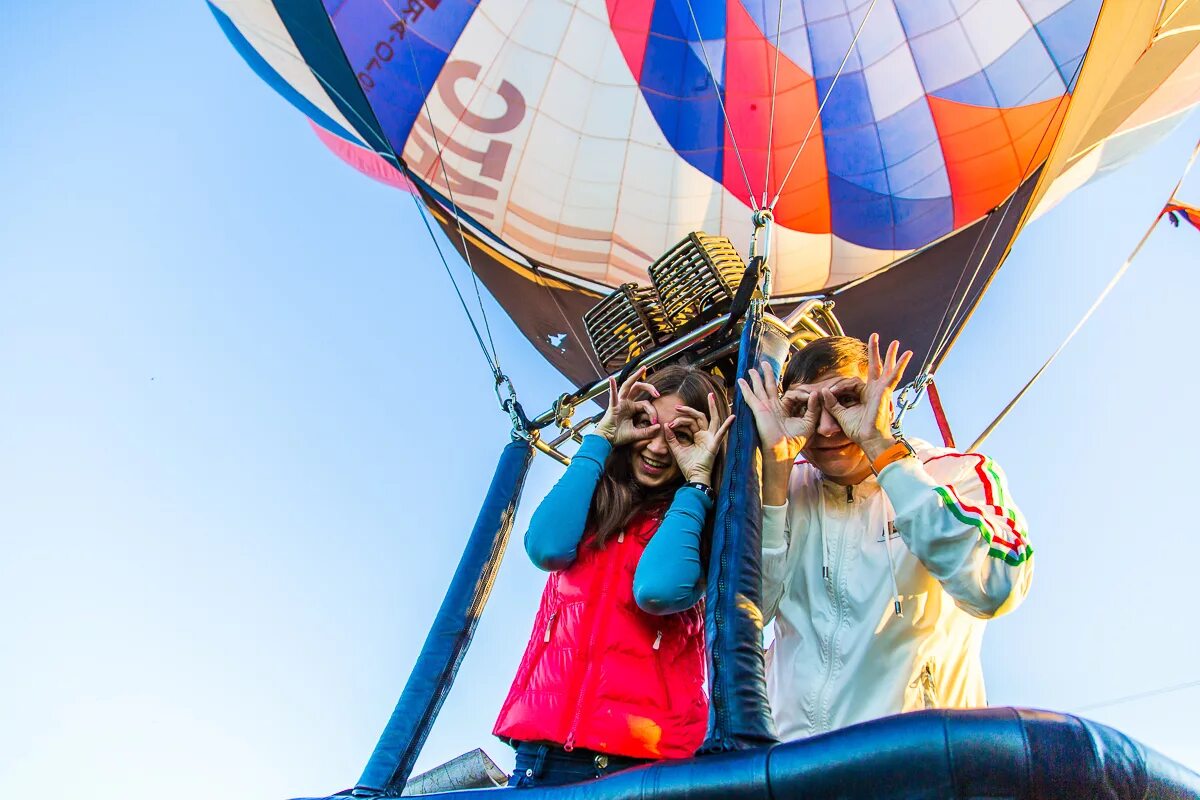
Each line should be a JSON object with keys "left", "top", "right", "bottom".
{"left": 648, "top": 233, "right": 745, "bottom": 331}
{"left": 583, "top": 283, "right": 673, "bottom": 370}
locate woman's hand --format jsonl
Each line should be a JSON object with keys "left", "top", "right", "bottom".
{"left": 738, "top": 361, "right": 821, "bottom": 465}
{"left": 593, "top": 368, "right": 662, "bottom": 446}
{"left": 820, "top": 333, "right": 912, "bottom": 460}
{"left": 663, "top": 392, "right": 736, "bottom": 485}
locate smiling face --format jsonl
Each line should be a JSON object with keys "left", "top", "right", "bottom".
{"left": 627, "top": 392, "right": 692, "bottom": 489}
{"left": 782, "top": 365, "right": 873, "bottom": 485}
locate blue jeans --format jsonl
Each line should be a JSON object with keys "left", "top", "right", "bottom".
{"left": 507, "top": 741, "right": 652, "bottom": 788}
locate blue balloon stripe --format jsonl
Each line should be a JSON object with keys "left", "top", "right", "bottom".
{"left": 1035, "top": 0, "right": 1103, "bottom": 91}
{"left": 207, "top": 2, "right": 366, "bottom": 147}
{"left": 641, "top": 0, "right": 725, "bottom": 181}
{"left": 982, "top": 28, "right": 1066, "bottom": 106}
{"left": 319, "top": 0, "right": 479, "bottom": 169}
{"left": 270, "top": 0, "right": 398, "bottom": 161}
{"left": 875, "top": 101, "right": 950, "bottom": 201}
{"left": 829, "top": 174, "right": 953, "bottom": 250}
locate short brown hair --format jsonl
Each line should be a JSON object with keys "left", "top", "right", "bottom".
{"left": 781, "top": 336, "right": 868, "bottom": 389}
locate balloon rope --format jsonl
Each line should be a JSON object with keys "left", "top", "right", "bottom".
{"left": 768, "top": 0, "right": 880, "bottom": 210}
{"left": 537, "top": 272, "right": 605, "bottom": 379}
{"left": 680, "top": 0, "right": 759, "bottom": 210}
{"left": 762, "top": 0, "right": 787, "bottom": 207}
{"left": 223, "top": 14, "right": 399, "bottom": 160}
{"left": 388, "top": 0, "right": 504, "bottom": 377}
{"left": 1156, "top": 0, "right": 1193, "bottom": 36}
{"left": 913, "top": 210, "right": 993, "bottom": 376}
{"left": 925, "top": 379, "right": 956, "bottom": 449}
{"left": 406, "top": 184, "right": 507, "bottom": 378}
{"left": 224, "top": 10, "right": 506, "bottom": 381}
{"left": 1073, "top": 678, "right": 1200, "bottom": 713}
{"left": 382, "top": 0, "right": 604, "bottom": 384}
{"left": 969, "top": 138, "right": 1200, "bottom": 452}
{"left": 1152, "top": 23, "right": 1200, "bottom": 43}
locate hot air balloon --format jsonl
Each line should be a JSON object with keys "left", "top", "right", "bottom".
{"left": 207, "top": 1, "right": 1200, "bottom": 798}
{"left": 213, "top": 0, "right": 1198, "bottom": 388}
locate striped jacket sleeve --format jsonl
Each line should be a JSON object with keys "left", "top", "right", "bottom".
{"left": 877, "top": 452, "right": 1033, "bottom": 619}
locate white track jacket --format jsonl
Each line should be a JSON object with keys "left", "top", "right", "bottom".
{"left": 762, "top": 439, "right": 1033, "bottom": 740}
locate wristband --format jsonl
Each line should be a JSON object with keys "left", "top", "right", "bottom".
{"left": 871, "top": 440, "right": 915, "bottom": 475}
{"left": 683, "top": 481, "right": 714, "bottom": 501}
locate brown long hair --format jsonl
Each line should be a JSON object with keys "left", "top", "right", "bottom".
{"left": 586, "top": 365, "right": 731, "bottom": 552}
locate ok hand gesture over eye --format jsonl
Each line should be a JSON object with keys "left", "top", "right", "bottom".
{"left": 593, "top": 369, "right": 662, "bottom": 446}
{"left": 663, "top": 392, "right": 735, "bottom": 486}
{"left": 820, "top": 333, "right": 912, "bottom": 459}
{"left": 738, "top": 361, "right": 821, "bottom": 465}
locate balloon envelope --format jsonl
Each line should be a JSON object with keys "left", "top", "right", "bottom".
{"left": 210, "top": 0, "right": 1199, "bottom": 384}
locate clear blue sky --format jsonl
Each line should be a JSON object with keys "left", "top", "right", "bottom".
{"left": 1, "top": 4, "right": 1197, "bottom": 799}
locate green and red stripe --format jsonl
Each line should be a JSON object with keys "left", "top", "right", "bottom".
{"left": 926, "top": 453, "right": 1031, "bottom": 565}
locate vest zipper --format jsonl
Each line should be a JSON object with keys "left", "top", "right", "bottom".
{"left": 543, "top": 611, "right": 557, "bottom": 643}
{"left": 564, "top": 527, "right": 627, "bottom": 751}
{"left": 652, "top": 630, "right": 672, "bottom": 709}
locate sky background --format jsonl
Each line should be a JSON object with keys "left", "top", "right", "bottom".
{"left": 1, "top": 4, "right": 1198, "bottom": 799}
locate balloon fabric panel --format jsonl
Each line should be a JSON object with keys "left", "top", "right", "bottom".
{"left": 608, "top": 0, "right": 1097, "bottom": 251}
{"left": 210, "top": 0, "right": 1200, "bottom": 386}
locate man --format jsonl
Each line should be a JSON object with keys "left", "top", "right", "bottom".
{"left": 738, "top": 334, "right": 1032, "bottom": 739}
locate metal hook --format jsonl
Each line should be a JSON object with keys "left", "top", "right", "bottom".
{"left": 891, "top": 373, "right": 932, "bottom": 439}
{"left": 495, "top": 374, "right": 533, "bottom": 441}
{"left": 749, "top": 209, "right": 775, "bottom": 301}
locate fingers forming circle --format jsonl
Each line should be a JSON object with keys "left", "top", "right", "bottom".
{"left": 618, "top": 367, "right": 648, "bottom": 398}
{"left": 713, "top": 413, "right": 736, "bottom": 445}
{"left": 706, "top": 392, "right": 721, "bottom": 431}
{"left": 629, "top": 380, "right": 659, "bottom": 400}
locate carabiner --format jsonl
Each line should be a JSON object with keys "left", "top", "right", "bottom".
{"left": 494, "top": 373, "right": 532, "bottom": 440}
{"left": 891, "top": 373, "right": 932, "bottom": 439}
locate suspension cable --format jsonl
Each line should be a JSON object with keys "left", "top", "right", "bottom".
{"left": 376, "top": 0, "right": 608, "bottom": 390}
{"left": 240, "top": 4, "right": 509, "bottom": 383}
{"left": 386, "top": 0, "right": 504, "bottom": 376}
{"left": 229, "top": 13, "right": 513, "bottom": 387}
{"left": 405, "top": 183, "right": 506, "bottom": 380}
{"left": 768, "top": 0, "right": 880, "bottom": 210}
{"left": 915, "top": 213, "right": 994, "bottom": 380}
{"left": 761, "top": 0, "right": 787, "bottom": 208}
{"left": 230, "top": 14, "right": 399, "bottom": 161}
{"left": 537, "top": 273, "right": 605, "bottom": 378}
{"left": 680, "top": 0, "right": 759, "bottom": 210}
{"left": 1073, "top": 678, "right": 1200, "bottom": 714}
{"left": 969, "top": 139, "right": 1200, "bottom": 451}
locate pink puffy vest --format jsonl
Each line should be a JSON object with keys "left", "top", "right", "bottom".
{"left": 493, "top": 510, "right": 707, "bottom": 759}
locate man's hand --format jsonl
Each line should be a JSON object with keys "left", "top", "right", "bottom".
{"left": 820, "top": 333, "right": 912, "bottom": 461}
{"left": 593, "top": 368, "right": 661, "bottom": 446}
{"left": 663, "top": 392, "right": 736, "bottom": 485}
{"left": 738, "top": 361, "right": 820, "bottom": 465}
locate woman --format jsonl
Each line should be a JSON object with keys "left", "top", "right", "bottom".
{"left": 493, "top": 365, "right": 733, "bottom": 788}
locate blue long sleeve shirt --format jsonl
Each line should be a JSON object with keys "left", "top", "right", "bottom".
{"left": 524, "top": 435, "right": 710, "bottom": 615}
